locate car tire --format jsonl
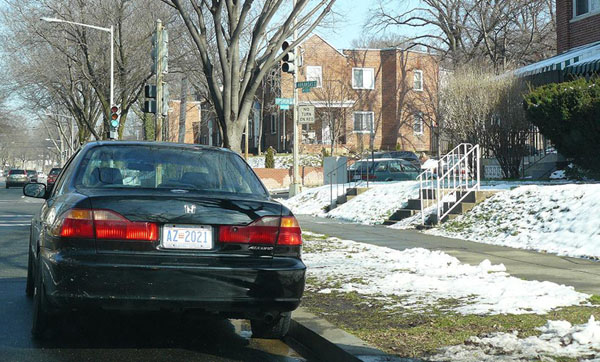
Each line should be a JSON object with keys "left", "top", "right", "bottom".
{"left": 31, "top": 258, "right": 51, "bottom": 339}
{"left": 25, "top": 247, "right": 34, "bottom": 298}
{"left": 5, "top": 185, "right": 8, "bottom": 189}
{"left": 250, "top": 312, "right": 291, "bottom": 339}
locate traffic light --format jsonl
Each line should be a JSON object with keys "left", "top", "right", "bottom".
{"left": 282, "top": 41, "right": 295, "bottom": 74}
{"left": 151, "top": 29, "right": 168, "bottom": 75}
{"left": 109, "top": 105, "right": 120, "bottom": 139}
{"left": 144, "top": 85, "right": 157, "bottom": 113}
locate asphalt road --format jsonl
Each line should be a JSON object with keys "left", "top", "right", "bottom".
{"left": 0, "top": 180, "right": 308, "bottom": 362}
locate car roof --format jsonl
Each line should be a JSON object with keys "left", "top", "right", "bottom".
{"left": 81, "top": 141, "right": 233, "bottom": 154}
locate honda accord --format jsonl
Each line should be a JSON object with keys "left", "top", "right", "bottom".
{"left": 24, "top": 141, "right": 305, "bottom": 339}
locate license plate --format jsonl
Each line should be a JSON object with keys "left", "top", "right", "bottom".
{"left": 161, "top": 224, "right": 213, "bottom": 250}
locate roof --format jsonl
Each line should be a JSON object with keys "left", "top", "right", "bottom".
{"left": 514, "top": 41, "right": 600, "bottom": 77}
{"left": 83, "top": 141, "right": 230, "bottom": 153}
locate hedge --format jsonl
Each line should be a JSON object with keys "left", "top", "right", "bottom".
{"left": 523, "top": 77, "right": 600, "bottom": 171}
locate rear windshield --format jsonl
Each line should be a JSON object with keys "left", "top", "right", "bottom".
{"left": 27, "top": 170, "right": 36, "bottom": 175}
{"left": 9, "top": 170, "right": 25, "bottom": 175}
{"left": 49, "top": 169, "right": 62, "bottom": 175}
{"left": 74, "top": 145, "right": 268, "bottom": 198}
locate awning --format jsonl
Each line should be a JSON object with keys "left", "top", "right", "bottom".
{"left": 565, "top": 58, "right": 600, "bottom": 75}
{"left": 514, "top": 41, "right": 600, "bottom": 77}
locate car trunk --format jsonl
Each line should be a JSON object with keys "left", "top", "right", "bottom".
{"left": 80, "top": 189, "right": 283, "bottom": 258}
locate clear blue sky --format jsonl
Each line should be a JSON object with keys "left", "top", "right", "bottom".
{"left": 319, "top": 0, "right": 421, "bottom": 49}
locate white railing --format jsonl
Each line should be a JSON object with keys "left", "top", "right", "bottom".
{"left": 418, "top": 143, "right": 481, "bottom": 225}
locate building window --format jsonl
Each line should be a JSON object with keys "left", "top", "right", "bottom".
{"left": 352, "top": 68, "right": 375, "bottom": 89}
{"left": 306, "top": 66, "right": 322, "bottom": 88}
{"left": 270, "top": 114, "right": 277, "bottom": 134}
{"left": 413, "top": 70, "right": 423, "bottom": 91}
{"left": 413, "top": 112, "right": 424, "bottom": 135}
{"left": 575, "top": 0, "right": 600, "bottom": 16}
{"left": 353, "top": 112, "right": 374, "bottom": 133}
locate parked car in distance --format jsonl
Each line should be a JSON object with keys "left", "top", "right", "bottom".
{"left": 26, "top": 170, "right": 38, "bottom": 183}
{"left": 348, "top": 158, "right": 420, "bottom": 182}
{"left": 46, "top": 167, "right": 62, "bottom": 188}
{"left": 6, "top": 169, "right": 28, "bottom": 189}
{"left": 23, "top": 141, "right": 305, "bottom": 340}
{"left": 372, "top": 151, "right": 421, "bottom": 168}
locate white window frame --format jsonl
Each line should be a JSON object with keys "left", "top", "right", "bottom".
{"left": 270, "top": 113, "right": 277, "bottom": 134}
{"left": 413, "top": 70, "right": 423, "bottom": 91}
{"left": 413, "top": 112, "right": 424, "bottom": 135}
{"left": 352, "top": 68, "right": 375, "bottom": 90}
{"left": 306, "top": 66, "right": 322, "bottom": 88}
{"left": 574, "top": 0, "right": 600, "bottom": 18}
{"left": 353, "top": 111, "right": 375, "bottom": 134}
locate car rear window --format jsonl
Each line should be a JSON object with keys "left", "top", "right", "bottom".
{"left": 9, "top": 170, "right": 25, "bottom": 175}
{"left": 74, "top": 145, "right": 268, "bottom": 197}
{"left": 27, "top": 170, "right": 36, "bottom": 175}
{"left": 49, "top": 168, "right": 61, "bottom": 175}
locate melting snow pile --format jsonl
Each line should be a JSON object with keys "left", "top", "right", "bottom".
{"left": 432, "top": 316, "right": 600, "bottom": 361}
{"left": 302, "top": 233, "right": 589, "bottom": 315}
{"left": 324, "top": 181, "right": 420, "bottom": 224}
{"left": 281, "top": 181, "right": 420, "bottom": 224}
{"left": 279, "top": 184, "right": 347, "bottom": 215}
{"left": 247, "top": 154, "right": 322, "bottom": 169}
{"left": 430, "top": 184, "right": 600, "bottom": 259}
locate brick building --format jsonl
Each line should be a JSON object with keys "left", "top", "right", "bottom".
{"left": 557, "top": 0, "right": 600, "bottom": 53}
{"left": 261, "top": 34, "right": 439, "bottom": 154}
{"left": 516, "top": 0, "right": 600, "bottom": 82}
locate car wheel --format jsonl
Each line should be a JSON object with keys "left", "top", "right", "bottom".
{"left": 5, "top": 185, "right": 8, "bottom": 189}
{"left": 25, "top": 247, "right": 34, "bottom": 298}
{"left": 250, "top": 312, "right": 291, "bottom": 339}
{"left": 31, "top": 258, "right": 51, "bottom": 339}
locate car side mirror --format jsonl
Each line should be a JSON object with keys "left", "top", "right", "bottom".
{"left": 23, "top": 183, "right": 47, "bottom": 199}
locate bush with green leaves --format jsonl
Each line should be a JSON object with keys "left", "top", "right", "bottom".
{"left": 524, "top": 77, "right": 600, "bottom": 172}
{"left": 265, "top": 146, "right": 275, "bottom": 168}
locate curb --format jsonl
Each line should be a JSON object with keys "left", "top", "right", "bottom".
{"left": 286, "top": 308, "right": 419, "bottom": 362}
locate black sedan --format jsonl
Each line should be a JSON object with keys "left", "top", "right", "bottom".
{"left": 23, "top": 141, "right": 305, "bottom": 339}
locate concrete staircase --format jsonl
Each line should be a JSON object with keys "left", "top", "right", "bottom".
{"left": 325, "top": 187, "right": 369, "bottom": 212}
{"left": 383, "top": 189, "right": 498, "bottom": 226}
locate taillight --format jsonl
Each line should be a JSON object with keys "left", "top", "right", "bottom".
{"left": 277, "top": 216, "right": 302, "bottom": 245}
{"left": 362, "top": 174, "right": 377, "bottom": 180}
{"left": 94, "top": 210, "right": 158, "bottom": 241}
{"left": 219, "top": 216, "right": 302, "bottom": 246}
{"left": 51, "top": 209, "right": 158, "bottom": 241}
{"left": 55, "top": 209, "right": 94, "bottom": 238}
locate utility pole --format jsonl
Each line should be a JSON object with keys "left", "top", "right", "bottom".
{"left": 289, "top": 0, "right": 302, "bottom": 197}
{"left": 155, "top": 19, "right": 164, "bottom": 141}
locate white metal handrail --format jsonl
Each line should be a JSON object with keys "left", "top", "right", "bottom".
{"left": 418, "top": 143, "right": 481, "bottom": 225}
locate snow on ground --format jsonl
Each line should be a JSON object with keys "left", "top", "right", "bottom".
{"left": 302, "top": 233, "right": 590, "bottom": 315}
{"left": 432, "top": 316, "right": 600, "bottom": 361}
{"left": 247, "top": 153, "right": 322, "bottom": 169}
{"left": 282, "top": 181, "right": 420, "bottom": 224}
{"left": 324, "top": 181, "right": 420, "bottom": 224}
{"left": 279, "top": 184, "right": 347, "bottom": 214}
{"left": 429, "top": 184, "right": 600, "bottom": 259}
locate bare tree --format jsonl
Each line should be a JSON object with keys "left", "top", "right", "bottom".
{"left": 370, "top": 0, "right": 555, "bottom": 71}
{"left": 162, "top": 0, "right": 337, "bottom": 153}
{"left": 441, "top": 67, "right": 530, "bottom": 177}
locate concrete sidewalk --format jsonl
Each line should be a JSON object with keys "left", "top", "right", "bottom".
{"left": 297, "top": 215, "right": 600, "bottom": 295}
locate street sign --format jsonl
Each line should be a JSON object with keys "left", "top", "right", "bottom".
{"left": 275, "top": 97, "right": 294, "bottom": 105}
{"left": 302, "top": 87, "right": 311, "bottom": 93}
{"left": 279, "top": 104, "right": 290, "bottom": 110}
{"left": 296, "top": 81, "right": 317, "bottom": 89}
{"left": 298, "top": 105, "right": 315, "bottom": 124}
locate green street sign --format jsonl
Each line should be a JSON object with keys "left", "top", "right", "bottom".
{"left": 275, "top": 97, "right": 294, "bottom": 105}
{"left": 296, "top": 81, "right": 317, "bottom": 89}
{"left": 302, "top": 87, "right": 311, "bottom": 93}
{"left": 279, "top": 104, "right": 290, "bottom": 110}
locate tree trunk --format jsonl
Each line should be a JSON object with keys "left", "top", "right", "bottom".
{"left": 178, "top": 76, "right": 188, "bottom": 143}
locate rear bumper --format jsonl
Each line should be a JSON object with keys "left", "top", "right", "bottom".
{"left": 6, "top": 180, "right": 27, "bottom": 186}
{"left": 40, "top": 249, "right": 306, "bottom": 316}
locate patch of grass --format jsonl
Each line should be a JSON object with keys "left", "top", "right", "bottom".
{"left": 589, "top": 295, "right": 600, "bottom": 305}
{"left": 300, "top": 290, "right": 600, "bottom": 359}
